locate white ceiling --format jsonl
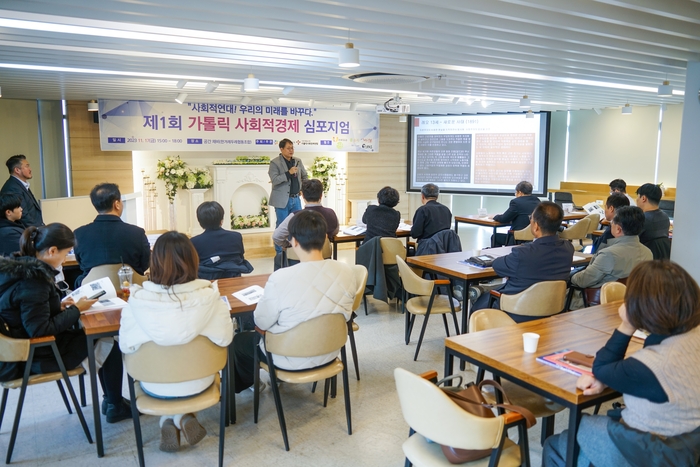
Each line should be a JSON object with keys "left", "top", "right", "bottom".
{"left": 0, "top": 0, "right": 698, "bottom": 114}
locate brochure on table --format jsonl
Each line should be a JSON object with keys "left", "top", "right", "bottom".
{"left": 63, "top": 277, "right": 128, "bottom": 313}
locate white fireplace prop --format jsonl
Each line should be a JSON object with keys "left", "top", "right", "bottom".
{"left": 208, "top": 165, "right": 273, "bottom": 232}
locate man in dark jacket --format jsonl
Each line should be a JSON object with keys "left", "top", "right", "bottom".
{"left": 74, "top": 183, "right": 150, "bottom": 287}
{"left": 0, "top": 194, "right": 25, "bottom": 256}
{"left": 0, "top": 155, "right": 43, "bottom": 227}
{"left": 472, "top": 201, "right": 574, "bottom": 321}
{"left": 492, "top": 181, "right": 541, "bottom": 246}
{"left": 410, "top": 183, "right": 452, "bottom": 242}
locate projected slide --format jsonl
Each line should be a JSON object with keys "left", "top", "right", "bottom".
{"left": 408, "top": 113, "right": 549, "bottom": 196}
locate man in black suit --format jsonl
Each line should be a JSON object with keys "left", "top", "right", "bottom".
{"left": 0, "top": 194, "right": 26, "bottom": 256}
{"left": 472, "top": 201, "right": 574, "bottom": 322}
{"left": 190, "top": 201, "right": 253, "bottom": 280}
{"left": 492, "top": 181, "right": 540, "bottom": 246}
{"left": 0, "top": 155, "right": 43, "bottom": 227}
{"left": 410, "top": 183, "right": 452, "bottom": 242}
{"left": 74, "top": 183, "right": 151, "bottom": 287}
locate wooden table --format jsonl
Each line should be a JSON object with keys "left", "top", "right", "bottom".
{"left": 444, "top": 303, "right": 641, "bottom": 467}
{"left": 330, "top": 228, "right": 411, "bottom": 260}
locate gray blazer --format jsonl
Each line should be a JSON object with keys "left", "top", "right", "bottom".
{"left": 571, "top": 235, "right": 652, "bottom": 289}
{"left": 268, "top": 154, "right": 308, "bottom": 209}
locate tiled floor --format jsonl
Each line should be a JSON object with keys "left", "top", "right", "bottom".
{"left": 0, "top": 225, "right": 610, "bottom": 466}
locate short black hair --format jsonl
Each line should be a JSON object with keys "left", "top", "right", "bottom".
{"left": 605, "top": 192, "right": 630, "bottom": 210}
{"left": 377, "top": 186, "right": 400, "bottom": 208}
{"left": 421, "top": 183, "right": 440, "bottom": 199}
{"left": 636, "top": 183, "right": 663, "bottom": 205}
{"left": 609, "top": 179, "right": 627, "bottom": 193}
{"left": 89, "top": 183, "right": 121, "bottom": 213}
{"left": 302, "top": 179, "right": 323, "bottom": 203}
{"left": 0, "top": 194, "right": 21, "bottom": 218}
{"left": 613, "top": 206, "right": 645, "bottom": 236}
{"left": 5, "top": 155, "right": 26, "bottom": 175}
{"left": 196, "top": 201, "right": 224, "bottom": 230}
{"left": 278, "top": 138, "right": 293, "bottom": 150}
{"left": 288, "top": 209, "right": 327, "bottom": 253}
{"left": 532, "top": 201, "right": 563, "bottom": 235}
{"left": 515, "top": 181, "right": 533, "bottom": 195}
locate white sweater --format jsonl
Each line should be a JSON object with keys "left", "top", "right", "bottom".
{"left": 119, "top": 279, "right": 234, "bottom": 397}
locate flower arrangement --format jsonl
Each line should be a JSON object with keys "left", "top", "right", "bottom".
{"left": 184, "top": 167, "right": 213, "bottom": 189}
{"left": 156, "top": 156, "right": 187, "bottom": 202}
{"left": 212, "top": 156, "right": 270, "bottom": 165}
{"left": 310, "top": 156, "right": 338, "bottom": 193}
{"left": 231, "top": 197, "right": 270, "bottom": 229}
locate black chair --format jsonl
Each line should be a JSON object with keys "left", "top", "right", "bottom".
{"left": 658, "top": 200, "right": 675, "bottom": 219}
{"left": 553, "top": 191, "right": 574, "bottom": 208}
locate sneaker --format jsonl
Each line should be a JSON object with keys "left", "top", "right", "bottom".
{"left": 180, "top": 414, "right": 206, "bottom": 446}
{"left": 159, "top": 418, "right": 180, "bottom": 452}
{"left": 105, "top": 401, "right": 134, "bottom": 423}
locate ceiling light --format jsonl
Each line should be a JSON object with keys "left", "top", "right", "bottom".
{"left": 240, "top": 96, "right": 251, "bottom": 105}
{"left": 480, "top": 100, "right": 493, "bottom": 108}
{"left": 204, "top": 82, "right": 218, "bottom": 93}
{"left": 519, "top": 95, "right": 531, "bottom": 108}
{"left": 658, "top": 80, "right": 672, "bottom": 97}
{"left": 176, "top": 80, "right": 187, "bottom": 89}
{"left": 452, "top": 97, "right": 460, "bottom": 104}
{"left": 243, "top": 73, "right": 259, "bottom": 92}
{"left": 593, "top": 108, "right": 602, "bottom": 115}
{"left": 282, "top": 86, "right": 294, "bottom": 95}
{"left": 464, "top": 99, "right": 474, "bottom": 106}
{"left": 175, "top": 92, "right": 187, "bottom": 104}
{"left": 309, "top": 99, "right": 315, "bottom": 107}
{"left": 621, "top": 103, "right": 632, "bottom": 115}
{"left": 87, "top": 100, "right": 98, "bottom": 111}
{"left": 525, "top": 110, "right": 534, "bottom": 118}
{"left": 339, "top": 42, "right": 360, "bottom": 68}
{"left": 349, "top": 102, "right": 357, "bottom": 111}
{"left": 431, "top": 96, "right": 440, "bottom": 103}
{"left": 271, "top": 97, "right": 280, "bottom": 105}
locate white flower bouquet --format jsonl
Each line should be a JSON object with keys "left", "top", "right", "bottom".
{"left": 156, "top": 156, "right": 188, "bottom": 202}
{"left": 310, "top": 156, "right": 338, "bottom": 193}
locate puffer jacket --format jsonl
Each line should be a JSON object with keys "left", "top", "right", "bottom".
{"left": 255, "top": 260, "right": 356, "bottom": 370}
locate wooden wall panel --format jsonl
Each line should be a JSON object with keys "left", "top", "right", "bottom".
{"left": 67, "top": 101, "right": 133, "bottom": 196}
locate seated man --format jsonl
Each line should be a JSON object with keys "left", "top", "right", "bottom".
{"left": 231, "top": 210, "right": 357, "bottom": 391}
{"left": 609, "top": 178, "right": 636, "bottom": 206}
{"left": 635, "top": 183, "right": 671, "bottom": 259}
{"left": 74, "top": 183, "right": 151, "bottom": 286}
{"left": 0, "top": 194, "right": 25, "bottom": 257}
{"left": 472, "top": 201, "right": 574, "bottom": 322}
{"left": 190, "top": 201, "right": 253, "bottom": 280}
{"left": 272, "top": 178, "right": 339, "bottom": 250}
{"left": 572, "top": 206, "right": 652, "bottom": 291}
{"left": 492, "top": 181, "right": 541, "bottom": 246}
{"left": 410, "top": 183, "right": 452, "bottom": 243}
{"left": 591, "top": 192, "right": 629, "bottom": 254}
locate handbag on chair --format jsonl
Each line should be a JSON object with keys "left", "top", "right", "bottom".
{"left": 439, "top": 379, "right": 537, "bottom": 464}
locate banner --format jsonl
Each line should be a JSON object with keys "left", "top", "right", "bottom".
{"left": 98, "top": 100, "right": 379, "bottom": 152}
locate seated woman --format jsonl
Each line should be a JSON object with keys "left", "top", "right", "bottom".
{"left": 362, "top": 186, "right": 401, "bottom": 243}
{"left": 0, "top": 224, "right": 131, "bottom": 422}
{"left": 544, "top": 260, "right": 700, "bottom": 467}
{"left": 119, "top": 231, "right": 234, "bottom": 452}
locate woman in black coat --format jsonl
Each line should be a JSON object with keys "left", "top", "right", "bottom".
{"left": 362, "top": 186, "right": 402, "bottom": 243}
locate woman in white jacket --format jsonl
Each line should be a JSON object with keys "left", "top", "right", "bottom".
{"left": 119, "top": 232, "right": 233, "bottom": 453}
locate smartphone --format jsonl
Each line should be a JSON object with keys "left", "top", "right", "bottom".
{"left": 87, "top": 290, "right": 106, "bottom": 300}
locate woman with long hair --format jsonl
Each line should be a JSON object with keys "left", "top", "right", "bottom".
{"left": 119, "top": 231, "right": 233, "bottom": 453}
{"left": 0, "top": 223, "right": 131, "bottom": 422}
{"left": 544, "top": 260, "right": 700, "bottom": 466}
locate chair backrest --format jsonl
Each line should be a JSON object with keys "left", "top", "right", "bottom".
{"left": 264, "top": 313, "right": 348, "bottom": 358}
{"left": 645, "top": 236, "right": 671, "bottom": 260}
{"left": 394, "top": 368, "right": 505, "bottom": 450}
{"left": 351, "top": 265, "right": 368, "bottom": 312}
{"left": 553, "top": 192, "right": 573, "bottom": 207}
{"left": 396, "top": 256, "right": 434, "bottom": 296}
{"left": 83, "top": 263, "right": 146, "bottom": 290}
{"left": 559, "top": 218, "right": 591, "bottom": 240}
{"left": 658, "top": 200, "right": 675, "bottom": 218}
{"left": 0, "top": 334, "right": 30, "bottom": 363}
{"left": 583, "top": 214, "right": 601, "bottom": 234}
{"left": 513, "top": 224, "right": 535, "bottom": 242}
{"left": 500, "top": 281, "right": 568, "bottom": 317}
{"left": 124, "top": 335, "right": 227, "bottom": 384}
{"left": 600, "top": 282, "right": 626, "bottom": 304}
{"left": 469, "top": 309, "right": 517, "bottom": 333}
{"left": 286, "top": 237, "right": 332, "bottom": 261}
{"left": 379, "top": 237, "right": 406, "bottom": 265}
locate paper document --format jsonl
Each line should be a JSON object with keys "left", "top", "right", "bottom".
{"left": 573, "top": 255, "right": 587, "bottom": 261}
{"left": 63, "top": 277, "right": 127, "bottom": 313}
{"left": 398, "top": 222, "right": 412, "bottom": 232}
{"left": 342, "top": 225, "right": 366, "bottom": 236}
{"left": 232, "top": 285, "right": 265, "bottom": 305}
{"left": 633, "top": 329, "right": 649, "bottom": 340}
{"left": 146, "top": 233, "right": 162, "bottom": 249}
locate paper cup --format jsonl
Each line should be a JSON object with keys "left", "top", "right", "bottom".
{"left": 477, "top": 208, "right": 488, "bottom": 217}
{"left": 522, "top": 333, "right": 540, "bottom": 353}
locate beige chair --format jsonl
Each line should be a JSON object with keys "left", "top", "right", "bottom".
{"left": 362, "top": 237, "right": 407, "bottom": 314}
{"left": 600, "top": 281, "right": 626, "bottom": 304}
{"left": 253, "top": 313, "right": 352, "bottom": 451}
{"left": 396, "top": 256, "right": 460, "bottom": 361}
{"left": 348, "top": 265, "right": 368, "bottom": 380}
{"left": 394, "top": 367, "right": 528, "bottom": 467}
{"left": 489, "top": 281, "right": 568, "bottom": 319}
{"left": 513, "top": 224, "right": 535, "bottom": 243}
{"left": 469, "top": 309, "right": 565, "bottom": 446}
{"left": 124, "top": 336, "right": 228, "bottom": 467}
{"left": 284, "top": 237, "right": 332, "bottom": 263}
{"left": 0, "top": 334, "right": 91, "bottom": 463}
{"left": 559, "top": 217, "right": 591, "bottom": 250}
{"left": 83, "top": 263, "right": 147, "bottom": 290}
{"left": 583, "top": 213, "right": 601, "bottom": 235}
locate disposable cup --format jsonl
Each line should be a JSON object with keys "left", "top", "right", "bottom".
{"left": 522, "top": 332, "right": 540, "bottom": 353}
{"left": 477, "top": 208, "right": 488, "bottom": 217}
